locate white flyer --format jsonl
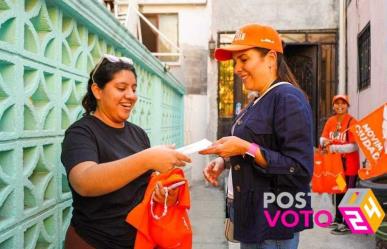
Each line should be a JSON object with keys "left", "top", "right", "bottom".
{"left": 176, "top": 139, "right": 213, "bottom": 155}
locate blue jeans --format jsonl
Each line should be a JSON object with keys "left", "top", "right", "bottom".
{"left": 240, "top": 233, "right": 299, "bottom": 249}
{"left": 227, "top": 199, "right": 300, "bottom": 249}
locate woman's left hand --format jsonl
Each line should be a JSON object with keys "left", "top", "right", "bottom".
{"left": 199, "top": 136, "right": 250, "bottom": 158}
{"left": 153, "top": 182, "right": 179, "bottom": 206}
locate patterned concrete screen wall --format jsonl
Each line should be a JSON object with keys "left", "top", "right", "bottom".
{"left": 0, "top": 0, "right": 185, "bottom": 248}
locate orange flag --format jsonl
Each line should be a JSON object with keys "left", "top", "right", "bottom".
{"left": 349, "top": 103, "right": 387, "bottom": 180}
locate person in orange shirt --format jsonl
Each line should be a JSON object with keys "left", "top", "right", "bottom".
{"left": 320, "top": 94, "right": 360, "bottom": 235}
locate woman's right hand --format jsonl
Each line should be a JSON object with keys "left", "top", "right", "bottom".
{"left": 143, "top": 145, "right": 191, "bottom": 173}
{"left": 203, "top": 157, "right": 225, "bottom": 186}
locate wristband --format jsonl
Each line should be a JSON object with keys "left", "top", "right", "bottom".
{"left": 245, "top": 143, "right": 259, "bottom": 158}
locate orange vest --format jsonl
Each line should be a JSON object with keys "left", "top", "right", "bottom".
{"left": 126, "top": 168, "right": 192, "bottom": 249}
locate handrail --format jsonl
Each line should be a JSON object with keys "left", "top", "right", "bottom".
{"left": 113, "top": 0, "right": 181, "bottom": 64}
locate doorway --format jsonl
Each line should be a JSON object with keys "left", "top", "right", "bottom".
{"left": 284, "top": 44, "right": 318, "bottom": 144}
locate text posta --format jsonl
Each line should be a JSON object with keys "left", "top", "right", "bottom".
{"left": 263, "top": 192, "right": 333, "bottom": 228}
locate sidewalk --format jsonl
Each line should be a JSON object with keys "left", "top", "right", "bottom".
{"left": 189, "top": 180, "right": 228, "bottom": 249}
{"left": 229, "top": 230, "right": 375, "bottom": 249}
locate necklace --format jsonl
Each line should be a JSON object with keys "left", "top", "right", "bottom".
{"left": 332, "top": 116, "right": 344, "bottom": 140}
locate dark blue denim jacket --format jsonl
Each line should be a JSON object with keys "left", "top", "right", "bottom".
{"left": 230, "top": 83, "right": 314, "bottom": 243}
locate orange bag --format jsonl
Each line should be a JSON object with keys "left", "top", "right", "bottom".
{"left": 312, "top": 148, "right": 347, "bottom": 194}
{"left": 126, "top": 168, "right": 192, "bottom": 249}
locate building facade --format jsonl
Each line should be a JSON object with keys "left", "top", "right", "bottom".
{"left": 346, "top": 0, "right": 387, "bottom": 118}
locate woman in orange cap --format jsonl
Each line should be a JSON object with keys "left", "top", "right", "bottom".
{"left": 200, "top": 24, "right": 313, "bottom": 249}
{"left": 61, "top": 54, "right": 191, "bottom": 249}
{"left": 320, "top": 94, "right": 360, "bottom": 235}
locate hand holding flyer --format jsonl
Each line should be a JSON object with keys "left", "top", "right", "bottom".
{"left": 176, "top": 139, "right": 212, "bottom": 155}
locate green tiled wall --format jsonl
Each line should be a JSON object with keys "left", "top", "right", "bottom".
{"left": 0, "top": 0, "right": 185, "bottom": 248}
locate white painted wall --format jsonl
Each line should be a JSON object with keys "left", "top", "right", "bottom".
{"left": 140, "top": 1, "right": 212, "bottom": 180}
{"left": 184, "top": 95, "right": 209, "bottom": 182}
{"left": 140, "top": 3, "right": 211, "bottom": 92}
{"left": 346, "top": 0, "right": 387, "bottom": 119}
{"left": 140, "top": 3, "right": 211, "bottom": 50}
{"left": 211, "top": 0, "right": 339, "bottom": 32}
{"left": 179, "top": 7, "right": 211, "bottom": 48}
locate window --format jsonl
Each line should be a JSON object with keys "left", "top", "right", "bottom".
{"left": 140, "top": 13, "right": 179, "bottom": 63}
{"left": 358, "top": 23, "right": 370, "bottom": 90}
{"left": 103, "top": 0, "right": 114, "bottom": 12}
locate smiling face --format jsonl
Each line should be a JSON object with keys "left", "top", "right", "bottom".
{"left": 333, "top": 98, "right": 349, "bottom": 115}
{"left": 232, "top": 48, "right": 276, "bottom": 92}
{"left": 91, "top": 69, "right": 137, "bottom": 127}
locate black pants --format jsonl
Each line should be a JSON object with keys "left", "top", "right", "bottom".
{"left": 65, "top": 226, "right": 95, "bottom": 249}
{"left": 334, "top": 175, "right": 358, "bottom": 225}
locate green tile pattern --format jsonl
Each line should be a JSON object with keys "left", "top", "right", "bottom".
{"left": 0, "top": 0, "right": 184, "bottom": 248}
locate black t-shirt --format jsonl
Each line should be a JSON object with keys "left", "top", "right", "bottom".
{"left": 61, "top": 115, "right": 152, "bottom": 249}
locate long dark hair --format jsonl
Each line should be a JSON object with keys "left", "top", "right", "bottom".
{"left": 82, "top": 59, "right": 137, "bottom": 116}
{"left": 255, "top": 47, "right": 301, "bottom": 90}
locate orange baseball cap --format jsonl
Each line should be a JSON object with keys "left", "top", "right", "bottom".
{"left": 214, "top": 23, "right": 283, "bottom": 61}
{"left": 332, "top": 94, "right": 350, "bottom": 106}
